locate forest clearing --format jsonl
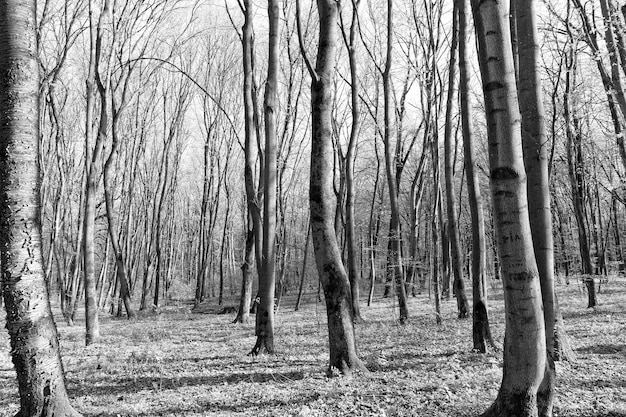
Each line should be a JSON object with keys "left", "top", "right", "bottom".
{"left": 2, "top": 278, "right": 625, "bottom": 417}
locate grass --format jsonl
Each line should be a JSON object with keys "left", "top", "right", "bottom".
{"left": 1, "top": 277, "right": 625, "bottom": 416}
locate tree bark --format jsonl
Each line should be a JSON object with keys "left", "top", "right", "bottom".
{"left": 514, "top": 0, "right": 559, "bottom": 411}
{"left": 234, "top": 0, "right": 260, "bottom": 324}
{"left": 251, "top": 0, "right": 279, "bottom": 355}
{"left": 340, "top": 0, "right": 364, "bottom": 323}
{"left": 0, "top": 1, "right": 82, "bottom": 414}
{"left": 458, "top": 0, "right": 495, "bottom": 353}
{"left": 295, "top": 222, "right": 311, "bottom": 312}
{"left": 382, "top": 0, "right": 409, "bottom": 323}
{"left": 471, "top": 0, "right": 547, "bottom": 415}
{"left": 302, "top": 0, "right": 367, "bottom": 375}
{"left": 102, "top": 58, "right": 136, "bottom": 321}
{"left": 443, "top": 2, "right": 469, "bottom": 318}
{"left": 562, "top": 31, "right": 595, "bottom": 307}
{"left": 83, "top": 0, "right": 112, "bottom": 345}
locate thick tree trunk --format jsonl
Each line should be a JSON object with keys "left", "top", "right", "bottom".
{"left": 458, "top": 0, "right": 495, "bottom": 353}
{"left": 471, "top": 0, "right": 547, "bottom": 415}
{"left": 251, "top": 0, "right": 279, "bottom": 355}
{"left": 305, "top": 0, "right": 367, "bottom": 375}
{"left": 0, "top": 1, "right": 82, "bottom": 414}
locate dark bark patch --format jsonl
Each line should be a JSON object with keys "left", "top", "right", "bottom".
{"left": 485, "top": 81, "right": 504, "bottom": 91}
{"left": 491, "top": 167, "right": 519, "bottom": 180}
{"left": 509, "top": 271, "right": 535, "bottom": 282}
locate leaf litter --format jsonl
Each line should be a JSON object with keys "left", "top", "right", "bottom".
{"left": 1, "top": 277, "right": 625, "bottom": 416}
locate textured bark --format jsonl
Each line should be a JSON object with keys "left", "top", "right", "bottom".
{"left": 0, "top": 1, "right": 82, "bottom": 414}
{"left": 251, "top": 0, "right": 279, "bottom": 355}
{"left": 458, "top": 0, "right": 495, "bottom": 353}
{"left": 472, "top": 0, "right": 547, "bottom": 415}
{"left": 515, "top": 0, "right": 557, "bottom": 412}
{"left": 442, "top": 2, "right": 469, "bottom": 318}
{"left": 305, "top": 0, "right": 367, "bottom": 375}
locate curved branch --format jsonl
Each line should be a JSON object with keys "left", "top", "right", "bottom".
{"left": 127, "top": 56, "right": 242, "bottom": 150}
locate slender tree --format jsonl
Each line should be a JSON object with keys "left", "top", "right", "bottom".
{"left": 442, "top": 1, "right": 469, "bottom": 319}
{"left": 339, "top": 0, "right": 364, "bottom": 322}
{"left": 382, "top": 0, "right": 409, "bottom": 323}
{"left": 234, "top": 0, "right": 262, "bottom": 324}
{"left": 457, "top": 0, "right": 494, "bottom": 353}
{"left": 83, "top": 0, "right": 113, "bottom": 345}
{"left": 250, "top": 0, "right": 279, "bottom": 355}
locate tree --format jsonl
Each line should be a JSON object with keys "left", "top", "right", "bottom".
{"left": 471, "top": 0, "right": 548, "bottom": 415}
{"left": 298, "top": 0, "right": 368, "bottom": 375}
{"left": 339, "top": 0, "right": 364, "bottom": 322}
{"left": 0, "top": 0, "right": 82, "bottom": 414}
{"left": 250, "top": 0, "right": 279, "bottom": 355}
{"left": 83, "top": 0, "right": 113, "bottom": 345}
{"left": 562, "top": 7, "right": 595, "bottom": 307}
{"left": 382, "top": 0, "right": 409, "bottom": 323}
{"left": 457, "top": 0, "right": 494, "bottom": 352}
{"left": 442, "top": 0, "right": 469, "bottom": 319}
{"left": 515, "top": 0, "right": 562, "bottom": 409}
{"left": 234, "top": 0, "right": 262, "bottom": 325}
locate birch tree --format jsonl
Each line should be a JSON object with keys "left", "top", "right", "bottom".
{"left": 0, "top": 0, "right": 82, "bottom": 414}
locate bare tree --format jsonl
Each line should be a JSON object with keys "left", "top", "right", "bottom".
{"left": 234, "top": 0, "right": 262, "bottom": 324}
{"left": 0, "top": 0, "right": 82, "bottom": 414}
{"left": 442, "top": 0, "right": 469, "bottom": 318}
{"left": 471, "top": 0, "right": 548, "bottom": 414}
{"left": 298, "top": 0, "right": 368, "bottom": 375}
{"left": 250, "top": 0, "right": 280, "bottom": 355}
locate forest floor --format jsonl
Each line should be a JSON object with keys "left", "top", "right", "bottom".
{"left": 1, "top": 276, "right": 626, "bottom": 417}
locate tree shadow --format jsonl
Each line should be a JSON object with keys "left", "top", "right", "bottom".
{"left": 576, "top": 344, "right": 626, "bottom": 355}
{"left": 88, "top": 391, "right": 321, "bottom": 417}
{"left": 68, "top": 370, "right": 308, "bottom": 397}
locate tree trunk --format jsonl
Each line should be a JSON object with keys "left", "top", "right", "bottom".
{"left": 103, "top": 72, "right": 136, "bottom": 321}
{"left": 442, "top": 3, "right": 469, "bottom": 318}
{"left": 341, "top": 0, "right": 364, "bottom": 323}
{"left": 302, "top": 0, "right": 367, "bottom": 376}
{"left": 563, "top": 38, "right": 595, "bottom": 307}
{"left": 295, "top": 222, "right": 311, "bottom": 311}
{"left": 471, "top": 0, "right": 547, "bottom": 415}
{"left": 83, "top": 0, "right": 112, "bottom": 345}
{"left": 458, "top": 0, "right": 494, "bottom": 353}
{"left": 382, "top": 0, "right": 409, "bottom": 323}
{"left": 234, "top": 0, "right": 261, "bottom": 323}
{"left": 251, "top": 0, "right": 279, "bottom": 355}
{"left": 515, "top": 0, "right": 560, "bottom": 411}
{"left": 0, "top": 1, "right": 82, "bottom": 413}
